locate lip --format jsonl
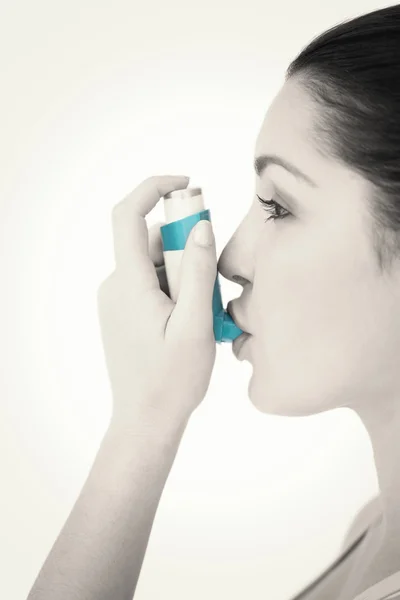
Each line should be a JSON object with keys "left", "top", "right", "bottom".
{"left": 232, "top": 333, "right": 251, "bottom": 360}
{"left": 226, "top": 300, "right": 249, "bottom": 335}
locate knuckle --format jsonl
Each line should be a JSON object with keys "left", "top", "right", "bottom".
{"left": 148, "top": 224, "right": 164, "bottom": 257}
{"left": 111, "top": 176, "right": 157, "bottom": 225}
{"left": 111, "top": 200, "right": 124, "bottom": 225}
{"left": 96, "top": 282, "right": 108, "bottom": 309}
{"left": 147, "top": 175, "right": 162, "bottom": 195}
{"left": 147, "top": 222, "right": 159, "bottom": 239}
{"left": 97, "top": 272, "right": 117, "bottom": 304}
{"left": 148, "top": 224, "right": 162, "bottom": 244}
{"left": 148, "top": 220, "right": 163, "bottom": 232}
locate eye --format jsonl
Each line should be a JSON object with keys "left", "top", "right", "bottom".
{"left": 256, "top": 194, "right": 291, "bottom": 222}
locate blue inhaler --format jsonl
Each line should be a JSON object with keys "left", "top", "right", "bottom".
{"left": 160, "top": 187, "right": 243, "bottom": 343}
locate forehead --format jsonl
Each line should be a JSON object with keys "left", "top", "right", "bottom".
{"left": 255, "top": 79, "right": 357, "bottom": 188}
{"left": 255, "top": 80, "right": 323, "bottom": 168}
{"left": 255, "top": 79, "right": 374, "bottom": 217}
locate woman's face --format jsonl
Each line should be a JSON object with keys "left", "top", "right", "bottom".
{"left": 218, "top": 78, "right": 400, "bottom": 416}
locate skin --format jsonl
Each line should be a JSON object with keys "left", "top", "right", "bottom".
{"left": 217, "top": 77, "right": 400, "bottom": 593}
{"left": 26, "top": 176, "right": 219, "bottom": 600}
{"left": 26, "top": 81, "right": 400, "bottom": 600}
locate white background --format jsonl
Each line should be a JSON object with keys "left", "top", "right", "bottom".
{"left": 0, "top": 1, "right": 391, "bottom": 598}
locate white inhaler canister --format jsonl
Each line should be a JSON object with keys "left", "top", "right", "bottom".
{"left": 160, "top": 186, "right": 243, "bottom": 344}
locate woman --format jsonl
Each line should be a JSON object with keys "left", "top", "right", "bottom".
{"left": 27, "top": 4, "right": 400, "bottom": 600}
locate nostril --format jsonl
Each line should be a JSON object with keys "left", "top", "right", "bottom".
{"left": 232, "top": 275, "right": 248, "bottom": 285}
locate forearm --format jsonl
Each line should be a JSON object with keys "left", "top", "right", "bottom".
{"left": 27, "top": 411, "right": 189, "bottom": 600}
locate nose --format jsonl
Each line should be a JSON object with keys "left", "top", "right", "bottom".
{"left": 217, "top": 250, "right": 251, "bottom": 287}
{"left": 217, "top": 202, "right": 259, "bottom": 286}
{"left": 232, "top": 275, "right": 249, "bottom": 285}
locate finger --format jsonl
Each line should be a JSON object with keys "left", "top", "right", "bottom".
{"left": 148, "top": 221, "right": 165, "bottom": 267}
{"left": 170, "top": 220, "right": 217, "bottom": 342}
{"left": 112, "top": 175, "right": 189, "bottom": 293}
{"left": 148, "top": 222, "right": 170, "bottom": 296}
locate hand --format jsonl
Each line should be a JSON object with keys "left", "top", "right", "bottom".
{"left": 97, "top": 175, "right": 218, "bottom": 431}
{"left": 147, "top": 220, "right": 171, "bottom": 298}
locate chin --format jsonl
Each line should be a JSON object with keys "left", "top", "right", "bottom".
{"left": 247, "top": 375, "right": 335, "bottom": 417}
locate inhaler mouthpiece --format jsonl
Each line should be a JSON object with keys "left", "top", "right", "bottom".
{"left": 160, "top": 187, "right": 243, "bottom": 344}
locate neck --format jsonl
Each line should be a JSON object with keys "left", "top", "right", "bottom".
{"left": 350, "top": 395, "right": 400, "bottom": 588}
{"left": 354, "top": 399, "right": 400, "bottom": 530}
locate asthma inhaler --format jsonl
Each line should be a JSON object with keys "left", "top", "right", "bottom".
{"left": 160, "top": 187, "right": 243, "bottom": 343}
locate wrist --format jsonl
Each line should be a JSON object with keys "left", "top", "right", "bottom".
{"left": 102, "top": 409, "right": 189, "bottom": 476}
{"left": 107, "top": 404, "right": 191, "bottom": 443}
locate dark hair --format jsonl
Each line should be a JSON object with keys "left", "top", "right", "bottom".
{"left": 285, "top": 4, "right": 400, "bottom": 272}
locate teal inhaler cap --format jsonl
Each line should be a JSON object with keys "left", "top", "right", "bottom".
{"left": 212, "top": 275, "right": 243, "bottom": 343}
{"left": 214, "top": 309, "right": 243, "bottom": 343}
{"left": 160, "top": 209, "right": 244, "bottom": 344}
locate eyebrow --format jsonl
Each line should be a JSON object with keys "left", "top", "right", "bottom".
{"left": 254, "top": 154, "right": 318, "bottom": 188}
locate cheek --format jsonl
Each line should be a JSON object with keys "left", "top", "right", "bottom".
{"left": 249, "top": 219, "right": 391, "bottom": 409}
{"left": 252, "top": 220, "right": 371, "bottom": 332}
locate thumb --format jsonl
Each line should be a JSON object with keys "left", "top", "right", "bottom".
{"left": 173, "top": 220, "right": 217, "bottom": 341}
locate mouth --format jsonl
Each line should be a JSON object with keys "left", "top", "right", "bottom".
{"left": 232, "top": 332, "right": 251, "bottom": 360}
{"left": 226, "top": 299, "right": 252, "bottom": 359}
{"left": 226, "top": 300, "right": 245, "bottom": 330}
{"left": 226, "top": 300, "right": 249, "bottom": 335}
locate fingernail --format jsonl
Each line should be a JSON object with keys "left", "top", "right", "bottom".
{"left": 194, "top": 220, "right": 214, "bottom": 246}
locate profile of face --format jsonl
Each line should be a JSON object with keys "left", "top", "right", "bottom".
{"left": 218, "top": 78, "right": 400, "bottom": 417}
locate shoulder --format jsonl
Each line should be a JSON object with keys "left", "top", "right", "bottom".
{"left": 341, "top": 494, "right": 383, "bottom": 552}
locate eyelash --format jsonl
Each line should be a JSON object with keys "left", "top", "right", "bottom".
{"left": 256, "top": 194, "right": 291, "bottom": 222}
